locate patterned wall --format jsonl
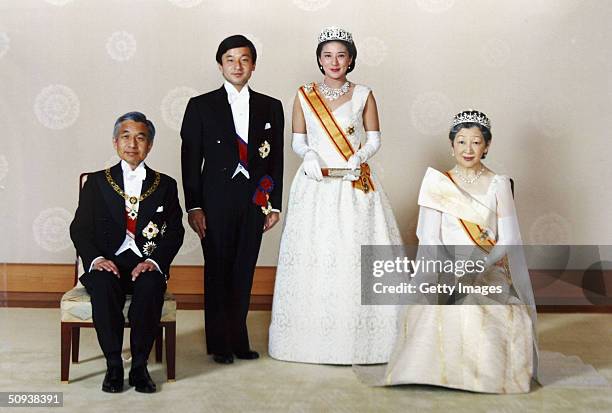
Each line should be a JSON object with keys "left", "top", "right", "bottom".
{"left": 1, "top": 0, "right": 611, "bottom": 266}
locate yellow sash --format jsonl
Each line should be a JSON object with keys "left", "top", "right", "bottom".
{"left": 443, "top": 172, "right": 496, "bottom": 253}
{"left": 299, "top": 83, "right": 375, "bottom": 193}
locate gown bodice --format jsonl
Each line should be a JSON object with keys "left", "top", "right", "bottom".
{"left": 298, "top": 83, "right": 371, "bottom": 168}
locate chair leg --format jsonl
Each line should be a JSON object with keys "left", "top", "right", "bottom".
{"left": 165, "top": 322, "right": 176, "bottom": 382}
{"left": 71, "top": 327, "right": 80, "bottom": 363}
{"left": 155, "top": 326, "right": 163, "bottom": 363}
{"left": 60, "top": 323, "right": 72, "bottom": 383}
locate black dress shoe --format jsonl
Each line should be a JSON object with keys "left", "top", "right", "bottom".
{"left": 235, "top": 350, "right": 259, "bottom": 360}
{"left": 102, "top": 366, "right": 124, "bottom": 393}
{"left": 212, "top": 354, "right": 234, "bottom": 364}
{"left": 129, "top": 365, "right": 156, "bottom": 393}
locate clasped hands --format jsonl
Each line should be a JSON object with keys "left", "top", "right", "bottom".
{"left": 93, "top": 258, "right": 157, "bottom": 281}
{"left": 302, "top": 150, "right": 361, "bottom": 182}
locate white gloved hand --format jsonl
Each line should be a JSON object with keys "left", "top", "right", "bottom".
{"left": 353, "top": 131, "right": 381, "bottom": 164}
{"left": 303, "top": 151, "right": 323, "bottom": 181}
{"left": 343, "top": 153, "right": 361, "bottom": 181}
{"left": 293, "top": 132, "right": 323, "bottom": 181}
{"left": 346, "top": 153, "right": 362, "bottom": 170}
{"left": 291, "top": 133, "right": 310, "bottom": 158}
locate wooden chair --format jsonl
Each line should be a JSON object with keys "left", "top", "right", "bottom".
{"left": 60, "top": 172, "right": 176, "bottom": 383}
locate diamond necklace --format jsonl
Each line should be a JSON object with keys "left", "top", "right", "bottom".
{"left": 452, "top": 165, "right": 485, "bottom": 184}
{"left": 318, "top": 81, "right": 350, "bottom": 101}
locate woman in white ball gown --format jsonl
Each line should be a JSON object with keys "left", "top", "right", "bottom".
{"left": 356, "top": 110, "right": 539, "bottom": 393}
{"left": 268, "top": 27, "right": 403, "bottom": 364}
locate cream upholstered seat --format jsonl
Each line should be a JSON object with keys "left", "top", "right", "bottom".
{"left": 61, "top": 287, "right": 177, "bottom": 323}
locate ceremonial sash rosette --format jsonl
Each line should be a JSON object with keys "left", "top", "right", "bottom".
{"left": 252, "top": 175, "right": 274, "bottom": 215}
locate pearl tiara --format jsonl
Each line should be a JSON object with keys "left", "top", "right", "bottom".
{"left": 452, "top": 110, "right": 491, "bottom": 130}
{"left": 318, "top": 26, "right": 354, "bottom": 44}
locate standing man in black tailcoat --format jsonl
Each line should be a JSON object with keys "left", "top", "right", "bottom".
{"left": 180, "top": 35, "right": 284, "bottom": 364}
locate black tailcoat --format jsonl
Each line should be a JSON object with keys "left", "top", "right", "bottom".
{"left": 180, "top": 86, "right": 284, "bottom": 355}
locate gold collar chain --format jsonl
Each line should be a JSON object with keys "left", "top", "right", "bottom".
{"left": 105, "top": 168, "right": 161, "bottom": 205}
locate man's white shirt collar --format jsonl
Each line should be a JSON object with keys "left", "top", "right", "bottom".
{"left": 224, "top": 81, "right": 250, "bottom": 105}
{"left": 121, "top": 160, "right": 146, "bottom": 181}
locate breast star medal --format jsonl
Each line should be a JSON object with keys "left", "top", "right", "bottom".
{"left": 142, "top": 222, "right": 159, "bottom": 240}
{"left": 478, "top": 228, "right": 490, "bottom": 242}
{"left": 143, "top": 241, "right": 157, "bottom": 256}
{"left": 259, "top": 140, "right": 271, "bottom": 158}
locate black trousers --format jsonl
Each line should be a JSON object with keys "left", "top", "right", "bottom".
{"left": 80, "top": 250, "right": 166, "bottom": 368}
{"left": 202, "top": 174, "right": 265, "bottom": 355}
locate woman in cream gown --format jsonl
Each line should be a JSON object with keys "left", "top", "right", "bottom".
{"left": 268, "top": 27, "right": 402, "bottom": 364}
{"left": 357, "top": 110, "right": 538, "bottom": 393}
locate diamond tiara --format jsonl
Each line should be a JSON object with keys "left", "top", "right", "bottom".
{"left": 452, "top": 110, "right": 491, "bottom": 130}
{"left": 318, "top": 27, "right": 353, "bottom": 44}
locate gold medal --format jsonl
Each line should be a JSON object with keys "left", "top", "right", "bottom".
{"left": 261, "top": 202, "right": 272, "bottom": 215}
{"left": 259, "top": 140, "right": 271, "bottom": 159}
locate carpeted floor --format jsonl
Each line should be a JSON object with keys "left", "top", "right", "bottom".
{"left": 1, "top": 309, "right": 611, "bottom": 412}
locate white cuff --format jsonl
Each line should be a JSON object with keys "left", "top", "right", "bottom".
{"left": 145, "top": 258, "right": 163, "bottom": 275}
{"left": 89, "top": 256, "right": 105, "bottom": 272}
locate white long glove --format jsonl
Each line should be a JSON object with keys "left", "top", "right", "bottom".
{"left": 293, "top": 133, "right": 323, "bottom": 181}
{"left": 344, "top": 131, "right": 381, "bottom": 181}
{"left": 303, "top": 152, "right": 323, "bottom": 181}
{"left": 483, "top": 178, "right": 523, "bottom": 269}
{"left": 291, "top": 133, "right": 310, "bottom": 158}
{"left": 483, "top": 216, "right": 522, "bottom": 269}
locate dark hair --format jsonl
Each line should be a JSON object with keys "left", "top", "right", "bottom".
{"left": 113, "top": 112, "right": 155, "bottom": 142}
{"left": 216, "top": 35, "right": 257, "bottom": 64}
{"left": 316, "top": 40, "right": 357, "bottom": 75}
{"left": 449, "top": 122, "right": 492, "bottom": 158}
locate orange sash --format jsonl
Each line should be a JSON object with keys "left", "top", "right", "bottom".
{"left": 299, "top": 83, "right": 375, "bottom": 193}
{"left": 443, "top": 172, "right": 496, "bottom": 254}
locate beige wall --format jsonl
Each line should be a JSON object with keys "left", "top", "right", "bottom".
{"left": 0, "top": 0, "right": 610, "bottom": 267}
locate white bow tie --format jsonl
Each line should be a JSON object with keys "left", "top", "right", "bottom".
{"left": 126, "top": 168, "right": 146, "bottom": 181}
{"left": 228, "top": 92, "right": 248, "bottom": 105}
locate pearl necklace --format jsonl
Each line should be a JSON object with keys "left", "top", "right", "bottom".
{"left": 318, "top": 81, "right": 350, "bottom": 101}
{"left": 452, "top": 165, "right": 485, "bottom": 184}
